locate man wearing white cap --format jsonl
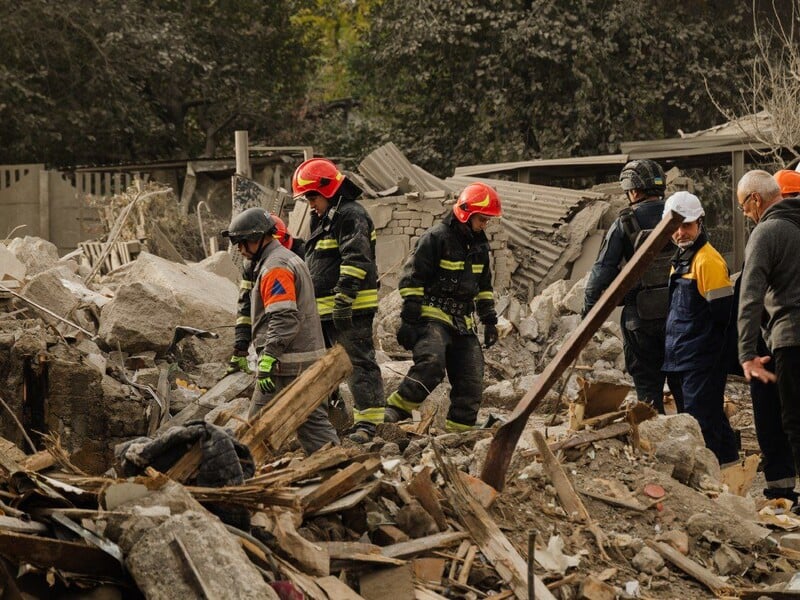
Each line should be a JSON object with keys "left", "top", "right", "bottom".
{"left": 662, "top": 192, "right": 739, "bottom": 466}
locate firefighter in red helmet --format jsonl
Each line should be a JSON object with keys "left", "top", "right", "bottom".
{"left": 292, "top": 158, "right": 385, "bottom": 443}
{"left": 385, "top": 182, "right": 502, "bottom": 431}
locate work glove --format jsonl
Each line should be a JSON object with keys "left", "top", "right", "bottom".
{"left": 226, "top": 350, "right": 251, "bottom": 375}
{"left": 332, "top": 292, "right": 354, "bottom": 331}
{"left": 483, "top": 323, "right": 498, "bottom": 349}
{"left": 257, "top": 354, "right": 278, "bottom": 394}
{"left": 397, "top": 321, "right": 421, "bottom": 351}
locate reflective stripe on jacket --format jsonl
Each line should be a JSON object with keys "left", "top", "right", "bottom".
{"left": 663, "top": 233, "right": 734, "bottom": 372}
{"left": 305, "top": 199, "right": 379, "bottom": 318}
{"left": 251, "top": 240, "right": 326, "bottom": 374}
{"left": 398, "top": 211, "right": 496, "bottom": 333}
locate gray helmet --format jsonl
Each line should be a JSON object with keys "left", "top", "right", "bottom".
{"left": 221, "top": 207, "right": 276, "bottom": 243}
{"left": 619, "top": 159, "right": 666, "bottom": 196}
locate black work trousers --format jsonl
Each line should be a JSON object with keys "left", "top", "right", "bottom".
{"left": 621, "top": 305, "right": 680, "bottom": 413}
{"left": 322, "top": 313, "right": 385, "bottom": 422}
{"left": 774, "top": 346, "right": 800, "bottom": 479}
{"left": 752, "top": 354, "right": 797, "bottom": 495}
{"left": 670, "top": 366, "right": 739, "bottom": 466}
{"left": 395, "top": 321, "right": 484, "bottom": 428}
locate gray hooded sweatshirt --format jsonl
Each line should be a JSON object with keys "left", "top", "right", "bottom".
{"left": 738, "top": 196, "right": 800, "bottom": 362}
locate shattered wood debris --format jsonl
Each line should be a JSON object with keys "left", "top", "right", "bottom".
{"left": 1, "top": 154, "right": 799, "bottom": 598}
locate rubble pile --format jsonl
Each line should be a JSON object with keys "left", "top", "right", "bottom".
{"left": 1, "top": 176, "right": 799, "bottom": 597}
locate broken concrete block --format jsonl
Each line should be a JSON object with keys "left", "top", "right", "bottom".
{"left": 518, "top": 315, "right": 539, "bottom": 341}
{"left": 715, "top": 492, "right": 757, "bottom": 522}
{"left": 122, "top": 252, "right": 237, "bottom": 334}
{"left": 529, "top": 294, "right": 557, "bottom": 335}
{"left": 8, "top": 236, "right": 59, "bottom": 277}
{"left": 194, "top": 251, "right": 239, "bottom": 284}
{"left": 0, "top": 242, "right": 26, "bottom": 281}
{"left": 640, "top": 414, "right": 706, "bottom": 452}
{"left": 690, "top": 446, "right": 722, "bottom": 485}
{"left": 561, "top": 274, "right": 588, "bottom": 315}
{"left": 631, "top": 546, "right": 664, "bottom": 574}
{"left": 482, "top": 380, "right": 517, "bottom": 406}
{"left": 375, "top": 234, "right": 410, "bottom": 291}
{"left": 19, "top": 268, "right": 82, "bottom": 328}
{"left": 712, "top": 543, "right": 743, "bottom": 576}
{"left": 126, "top": 510, "right": 279, "bottom": 599}
{"left": 98, "top": 281, "right": 182, "bottom": 353}
{"left": 598, "top": 336, "right": 623, "bottom": 361}
{"left": 654, "top": 438, "right": 696, "bottom": 484}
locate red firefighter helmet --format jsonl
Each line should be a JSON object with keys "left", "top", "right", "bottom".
{"left": 271, "top": 214, "right": 293, "bottom": 249}
{"left": 452, "top": 182, "right": 502, "bottom": 223}
{"left": 292, "top": 158, "right": 345, "bottom": 199}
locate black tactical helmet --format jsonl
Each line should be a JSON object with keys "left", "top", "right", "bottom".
{"left": 221, "top": 207, "right": 276, "bottom": 244}
{"left": 619, "top": 159, "right": 666, "bottom": 196}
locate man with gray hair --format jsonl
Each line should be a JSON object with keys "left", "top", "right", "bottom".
{"left": 737, "top": 169, "right": 800, "bottom": 481}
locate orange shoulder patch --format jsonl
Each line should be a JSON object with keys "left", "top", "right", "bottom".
{"left": 260, "top": 267, "right": 296, "bottom": 306}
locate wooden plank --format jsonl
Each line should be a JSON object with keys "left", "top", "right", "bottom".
{"left": 302, "top": 457, "right": 380, "bottom": 515}
{"left": 167, "top": 346, "right": 351, "bottom": 481}
{"left": 307, "top": 481, "right": 378, "bottom": 517}
{"left": 534, "top": 430, "right": 589, "bottom": 521}
{"left": 646, "top": 540, "right": 733, "bottom": 596}
{"left": 318, "top": 541, "right": 381, "bottom": 560}
{"left": 316, "top": 576, "right": 366, "bottom": 600}
{"left": 534, "top": 431, "right": 610, "bottom": 560}
{"left": 0, "top": 515, "right": 48, "bottom": 535}
{"left": 406, "top": 466, "right": 447, "bottom": 531}
{"left": 381, "top": 532, "right": 470, "bottom": 560}
{"left": 18, "top": 450, "right": 56, "bottom": 472}
{"left": 548, "top": 422, "right": 631, "bottom": 453}
{"left": 434, "top": 447, "right": 556, "bottom": 600}
{"left": 241, "top": 344, "right": 352, "bottom": 463}
{"left": 480, "top": 210, "right": 684, "bottom": 491}
{"left": 360, "top": 564, "right": 414, "bottom": 600}
{"left": 0, "top": 531, "right": 124, "bottom": 578}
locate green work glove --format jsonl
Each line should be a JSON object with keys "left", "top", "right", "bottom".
{"left": 257, "top": 354, "right": 278, "bottom": 394}
{"left": 226, "top": 351, "right": 251, "bottom": 375}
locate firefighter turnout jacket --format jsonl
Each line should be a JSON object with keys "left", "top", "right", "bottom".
{"left": 398, "top": 211, "right": 497, "bottom": 332}
{"left": 305, "top": 198, "right": 378, "bottom": 319}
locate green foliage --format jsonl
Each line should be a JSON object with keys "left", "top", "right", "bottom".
{"left": 0, "top": 0, "right": 312, "bottom": 165}
{"left": 347, "top": 0, "right": 756, "bottom": 175}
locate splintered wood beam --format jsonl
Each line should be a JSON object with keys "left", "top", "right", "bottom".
{"left": 241, "top": 344, "right": 352, "bottom": 463}
{"left": 167, "top": 345, "right": 352, "bottom": 481}
{"left": 646, "top": 540, "right": 733, "bottom": 597}
{"left": 480, "top": 211, "right": 684, "bottom": 491}
{"left": 433, "top": 445, "right": 557, "bottom": 600}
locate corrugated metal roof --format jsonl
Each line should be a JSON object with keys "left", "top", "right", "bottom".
{"left": 358, "top": 142, "right": 453, "bottom": 193}
{"left": 453, "top": 154, "right": 629, "bottom": 177}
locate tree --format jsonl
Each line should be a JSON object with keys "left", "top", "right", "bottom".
{"left": 707, "top": 1, "right": 800, "bottom": 167}
{"left": 345, "top": 0, "right": 757, "bottom": 176}
{"left": 0, "top": 0, "right": 314, "bottom": 165}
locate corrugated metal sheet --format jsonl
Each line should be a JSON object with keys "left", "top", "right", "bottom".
{"left": 358, "top": 142, "right": 453, "bottom": 193}
{"left": 453, "top": 154, "right": 629, "bottom": 177}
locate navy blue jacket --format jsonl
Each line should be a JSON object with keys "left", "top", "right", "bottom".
{"left": 663, "top": 232, "right": 734, "bottom": 372}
